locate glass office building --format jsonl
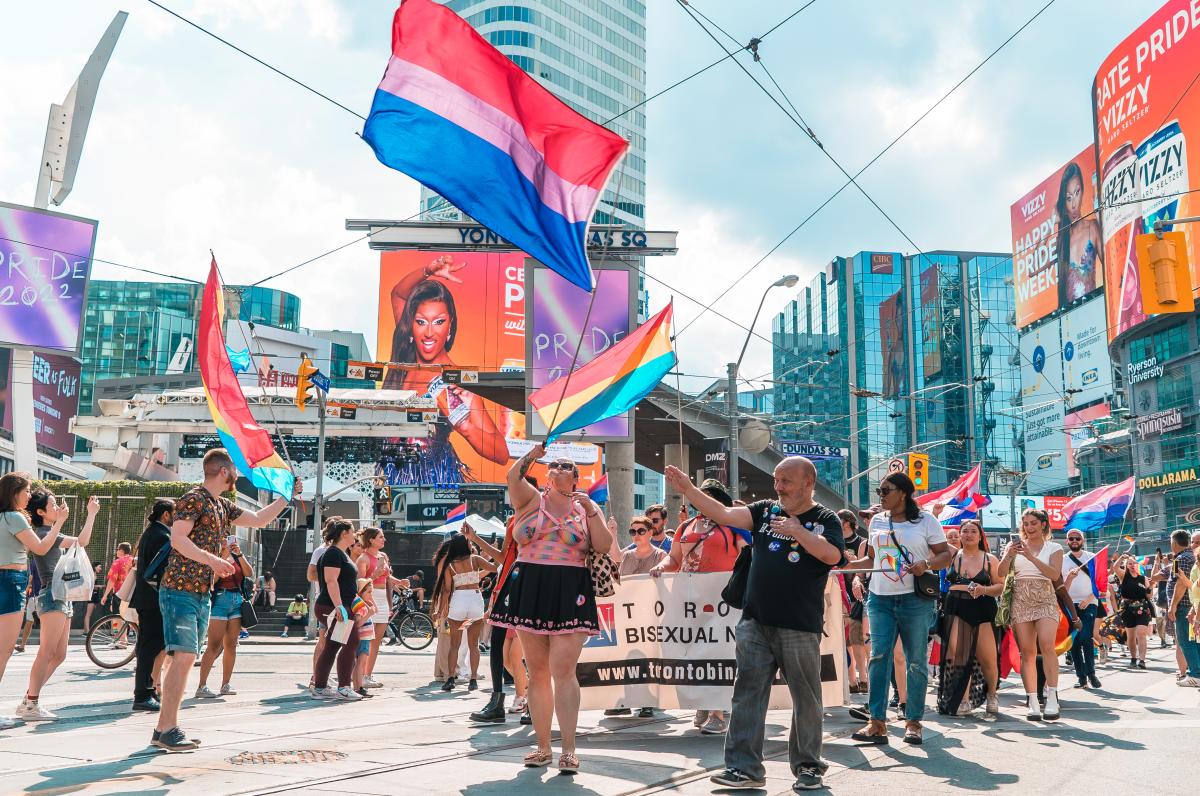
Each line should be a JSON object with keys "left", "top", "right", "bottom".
{"left": 773, "top": 250, "right": 1018, "bottom": 507}
{"left": 78, "top": 281, "right": 301, "bottom": 433}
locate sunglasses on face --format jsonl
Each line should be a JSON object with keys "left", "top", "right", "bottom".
{"left": 875, "top": 486, "right": 896, "bottom": 496}
{"left": 630, "top": 527, "right": 650, "bottom": 536}
{"left": 547, "top": 462, "right": 576, "bottom": 472}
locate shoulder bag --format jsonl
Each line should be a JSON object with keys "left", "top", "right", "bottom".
{"left": 994, "top": 569, "right": 1016, "bottom": 628}
{"left": 721, "top": 544, "right": 753, "bottom": 609}
{"left": 888, "top": 517, "right": 939, "bottom": 599}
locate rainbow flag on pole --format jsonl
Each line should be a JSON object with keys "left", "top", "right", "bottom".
{"left": 529, "top": 303, "right": 676, "bottom": 443}
{"left": 361, "top": 0, "right": 627, "bottom": 291}
{"left": 199, "top": 258, "right": 294, "bottom": 497}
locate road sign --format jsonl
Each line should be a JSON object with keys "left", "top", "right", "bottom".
{"left": 887, "top": 457, "right": 907, "bottom": 474}
{"left": 776, "top": 440, "right": 846, "bottom": 459}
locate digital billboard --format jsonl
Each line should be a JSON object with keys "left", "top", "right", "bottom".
{"left": 0, "top": 348, "right": 81, "bottom": 456}
{"left": 879, "top": 288, "right": 907, "bottom": 399}
{"left": 1020, "top": 322, "right": 1068, "bottom": 492}
{"left": 919, "top": 265, "right": 942, "bottom": 378}
{"left": 981, "top": 495, "right": 1068, "bottom": 532}
{"left": 0, "top": 201, "right": 97, "bottom": 354}
{"left": 1009, "top": 146, "right": 1102, "bottom": 329}
{"left": 525, "top": 263, "right": 635, "bottom": 441}
{"left": 1094, "top": 0, "right": 1200, "bottom": 341}
{"left": 1059, "top": 297, "right": 1113, "bottom": 409}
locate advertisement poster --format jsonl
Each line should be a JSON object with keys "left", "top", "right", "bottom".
{"left": 919, "top": 265, "right": 943, "bottom": 378}
{"left": 1020, "top": 323, "right": 1068, "bottom": 492}
{"left": 980, "top": 495, "right": 1069, "bottom": 532}
{"left": 1064, "top": 402, "right": 1112, "bottom": 479}
{"left": 0, "top": 348, "right": 81, "bottom": 456}
{"left": 879, "top": 288, "right": 907, "bottom": 399}
{"left": 0, "top": 202, "right": 97, "bottom": 354}
{"left": 1060, "top": 297, "right": 1114, "bottom": 409}
{"left": 1094, "top": 0, "right": 1200, "bottom": 341}
{"left": 1009, "top": 146, "right": 1103, "bottom": 328}
{"left": 526, "top": 264, "right": 633, "bottom": 440}
{"left": 578, "top": 573, "right": 844, "bottom": 711}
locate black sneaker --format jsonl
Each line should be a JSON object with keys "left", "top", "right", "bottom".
{"left": 1137, "top": 660, "right": 1147, "bottom": 670}
{"left": 603, "top": 708, "right": 632, "bottom": 717}
{"left": 637, "top": 707, "right": 654, "bottom": 718}
{"left": 1088, "top": 674, "right": 1102, "bottom": 688}
{"left": 357, "top": 688, "right": 374, "bottom": 699}
{"left": 1074, "top": 678, "right": 1088, "bottom": 689}
{"left": 710, "top": 768, "right": 766, "bottom": 789}
{"left": 152, "top": 727, "right": 199, "bottom": 753}
{"left": 793, "top": 766, "right": 823, "bottom": 791}
{"left": 519, "top": 710, "right": 532, "bottom": 725}
{"left": 847, "top": 706, "right": 870, "bottom": 722}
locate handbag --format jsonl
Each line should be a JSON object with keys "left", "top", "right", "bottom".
{"left": 240, "top": 596, "right": 259, "bottom": 629}
{"left": 586, "top": 551, "right": 619, "bottom": 598}
{"left": 52, "top": 544, "right": 95, "bottom": 602}
{"left": 721, "top": 543, "right": 753, "bottom": 609}
{"left": 994, "top": 569, "right": 1016, "bottom": 628}
{"left": 888, "top": 518, "right": 939, "bottom": 599}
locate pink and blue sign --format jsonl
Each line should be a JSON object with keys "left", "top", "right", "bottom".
{"left": 0, "top": 201, "right": 97, "bottom": 354}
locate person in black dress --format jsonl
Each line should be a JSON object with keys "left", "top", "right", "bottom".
{"left": 937, "top": 520, "right": 1004, "bottom": 716}
{"left": 1117, "top": 554, "right": 1152, "bottom": 669}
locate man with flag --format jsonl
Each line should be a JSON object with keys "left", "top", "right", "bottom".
{"left": 1061, "top": 531, "right": 1104, "bottom": 689}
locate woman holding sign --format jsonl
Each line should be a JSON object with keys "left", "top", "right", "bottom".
{"left": 488, "top": 444, "right": 612, "bottom": 773}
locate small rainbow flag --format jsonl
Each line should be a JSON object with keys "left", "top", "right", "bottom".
{"left": 199, "top": 258, "right": 294, "bottom": 497}
{"left": 587, "top": 474, "right": 609, "bottom": 503}
{"left": 529, "top": 303, "right": 676, "bottom": 442}
{"left": 446, "top": 503, "right": 468, "bottom": 523}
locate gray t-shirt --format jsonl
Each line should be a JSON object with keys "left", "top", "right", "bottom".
{"left": 0, "top": 511, "right": 30, "bottom": 567}
{"left": 618, "top": 545, "right": 668, "bottom": 577}
{"left": 31, "top": 525, "right": 65, "bottom": 589}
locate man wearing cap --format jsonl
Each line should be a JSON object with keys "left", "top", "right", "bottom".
{"left": 281, "top": 594, "right": 309, "bottom": 639}
{"left": 1062, "top": 530, "right": 1101, "bottom": 689}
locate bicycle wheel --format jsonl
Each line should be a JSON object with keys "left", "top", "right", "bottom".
{"left": 398, "top": 612, "right": 435, "bottom": 650}
{"left": 85, "top": 614, "right": 138, "bottom": 669}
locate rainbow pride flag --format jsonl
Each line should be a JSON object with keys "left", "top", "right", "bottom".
{"left": 529, "top": 303, "right": 676, "bottom": 443}
{"left": 199, "top": 259, "right": 294, "bottom": 497}
{"left": 361, "top": 0, "right": 627, "bottom": 291}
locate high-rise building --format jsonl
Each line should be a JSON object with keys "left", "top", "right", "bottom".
{"left": 77, "top": 281, "right": 302, "bottom": 434}
{"left": 773, "top": 250, "right": 1020, "bottom": 507}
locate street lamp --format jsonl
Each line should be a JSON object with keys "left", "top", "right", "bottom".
{"left": 728, "top": 274, "right": 799, "bottom": 499}
{"left": 999, "top": 453, "right": 1061, "bottom": 531}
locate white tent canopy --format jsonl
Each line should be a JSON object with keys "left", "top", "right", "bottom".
{"left": 422, "top": 514, "right": 506, "bottom": 538}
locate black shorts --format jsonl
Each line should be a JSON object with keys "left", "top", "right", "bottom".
{"left": 1121, "top": 600, "right": 1152, "bottom": 627}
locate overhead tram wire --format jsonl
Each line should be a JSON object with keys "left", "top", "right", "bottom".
{"left": 672, "top": 0, "right": 1059, "bottom": 338}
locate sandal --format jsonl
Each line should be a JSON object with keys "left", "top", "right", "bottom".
{"left": 523, "top": 749, "right": 552, "bottom": 768}
{"left": 850, "top": 719, "right": 889, "bottom": 745}
{"left": 558, "top": 751, "right": 579, "bottom": 773}
{"left": 903, "top": 721, "right": 923, "bottom": 745}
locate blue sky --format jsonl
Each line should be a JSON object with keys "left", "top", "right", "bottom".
{"left": 0, "top": 0, "right": 1162, "bottom": 391}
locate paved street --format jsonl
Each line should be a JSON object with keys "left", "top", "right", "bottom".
{"left": 0, "top": 637, "right": 1190, "bottom": 795}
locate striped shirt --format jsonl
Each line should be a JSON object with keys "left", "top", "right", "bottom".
{"left": 513, "top": 495, "right": 590, "bottom": 567}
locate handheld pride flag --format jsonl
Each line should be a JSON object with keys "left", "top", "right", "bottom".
{"left": 361, "top": 0, "right": 628, "bottom": 291}
{"left": 446, "top": 503, "right": 468, "bottom": 523}
{"left": 587, "top": 474, "right": 609, "bottom": 504}
{"left": 1061, "top": 477, "right": 1135, "bottom": 532}
{"left": 1087, "top": 546, "right": 1109, "bottom": 598}
{"left": 199, "top": 259, "right": 294, "bottom": 497}
{"left": 529, "top": 303, "right": 677, "bottom": 443}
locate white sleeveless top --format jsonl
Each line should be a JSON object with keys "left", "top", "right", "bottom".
{"left": 1013, "top": 541, "right": 1062, "bottom": 581}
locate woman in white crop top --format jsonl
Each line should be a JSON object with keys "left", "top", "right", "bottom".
{"left": 996, "top": 508, "right": 1077, "bottom": 721}
{"left": 430, "top": 533, "right": 496, "bottom": 692}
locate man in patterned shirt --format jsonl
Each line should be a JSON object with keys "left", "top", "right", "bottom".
{"left": 153, "top": 448, "right": 298, "bottom": 752}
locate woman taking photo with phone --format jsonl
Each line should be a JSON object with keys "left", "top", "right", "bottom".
{"left": 997, "top": 508, "right": 1066, "bottom": 720}
{"left": 488, "top": 444, "right": 612, "bottom": 773}
{"left": 195, "top": 535, "right": 253, "bottom": 698}
{"left": 19, "top": 491, "right": 100, "bottom": 720}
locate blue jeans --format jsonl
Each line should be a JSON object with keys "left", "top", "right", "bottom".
{"left": 1070, "top": 603, "right": 1098, "bottom": 679}
{"left": 160, "top": 587, "right": 211, "bottom": 655}
{"left": 1175, "top": 610, "right": 1200, "bottom": 678}
{"left": 867, "top": 592, "right": 936, "bottom": 721}
{"left": 0, "top": 569, "right": 28, "bottom": 616}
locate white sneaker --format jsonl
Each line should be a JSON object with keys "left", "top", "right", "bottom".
{"left": 15, "top": 700, "right": 57, "bottom": 721}
{"left": 956, "top": 702, "right": 974, "bottom": 717}
{"left": 335, "top": 686, "right": 363, "bottom": 701}
{"left": 1043, "top": 692, "right": 1060, "bottom": 720}
{"left": 0, "top": 715, "right": 19, "bottom": 729}
{"left": 508, "top": 696, "right": 528, "bottom": 714}
{"left": 219, "top": 683, "right": 237, "bottom": 696}
{"left": 194, "top": 685, "right": 218, "bottom": 699}
{"left": 363, "top": 676, "right": 383, "bottom": 689}
{"left": 309, "top": 686, "right": 337, "bottom": 700}
{"left": 985, "top": 694, "right": 999, "bottom": 715}
{"left": 1026, "top": 697, "right": 1041, "bottom": 721}
{"left": 1177, "top": 676, "right": 1200, "bottom": 688}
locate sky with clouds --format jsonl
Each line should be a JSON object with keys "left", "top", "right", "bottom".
{"left": 0, "top": 0, "right": 1162, "bottom": 393}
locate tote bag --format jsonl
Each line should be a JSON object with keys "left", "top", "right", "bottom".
{"left": 52, "top": 544, "right": 96, "bottom": 602}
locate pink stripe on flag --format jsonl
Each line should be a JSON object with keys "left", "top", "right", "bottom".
{"left": 379, "top": 56, "right": 600, "bottom": 226}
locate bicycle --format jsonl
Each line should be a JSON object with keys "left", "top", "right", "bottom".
{"left": 85, "top": 612, "right": 138, "bottom": 669}
{"left": 388, "top": 589, "right": 435, "bottom": 650}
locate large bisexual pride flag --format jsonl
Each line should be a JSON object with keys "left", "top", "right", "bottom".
{"left": 530, "top": 303, "right": 676, "bottom": 443}
{"left": 361, "top": 0, "right": 628, "bottom": 292}
{"left": 199, "top": 259, "right": 294, "bottom": 497}
{"left": 1061, "top": 477, "right": 1135, "bottom": 532}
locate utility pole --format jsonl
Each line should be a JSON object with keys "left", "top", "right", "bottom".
{"left": 727, "top": 362, "right": 739, "bottom": 501}
{"left": 307, "top": 390, "right": 328, "bottom": 638}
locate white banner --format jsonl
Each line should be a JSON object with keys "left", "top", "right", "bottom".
{"left": 578, "top": 572, "right": 845, "bottom": 711}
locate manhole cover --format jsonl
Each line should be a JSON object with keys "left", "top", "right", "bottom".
{"left": 228, "top": 750, "right": 348, "bottom": 765}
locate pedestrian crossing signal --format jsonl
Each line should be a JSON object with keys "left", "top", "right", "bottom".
{"left": 908, "top": 452, "right": 929, "bottom": 491}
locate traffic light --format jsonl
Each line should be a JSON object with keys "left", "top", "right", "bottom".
{"left": 907, "top": 452, "right": 929, "bottom": 491}
{"left": 1136, "top": 231, "right": 1194, "bottom": 314}
{"left": 296, "top": 354, "right": 318, "bottom": 411}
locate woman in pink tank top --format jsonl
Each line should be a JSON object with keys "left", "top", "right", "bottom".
{"left": 487, "top": 444, "right": 612, "bottom": 773}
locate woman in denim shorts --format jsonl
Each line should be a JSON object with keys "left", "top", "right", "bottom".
{"left": 0, "top": 473, "right": 73, "bottom": 729}
{"left": 194, "top": 536, "right": 253, "bottom": 698}
{"left": 18, "top": 491, "right": 100, "bottom": 721}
